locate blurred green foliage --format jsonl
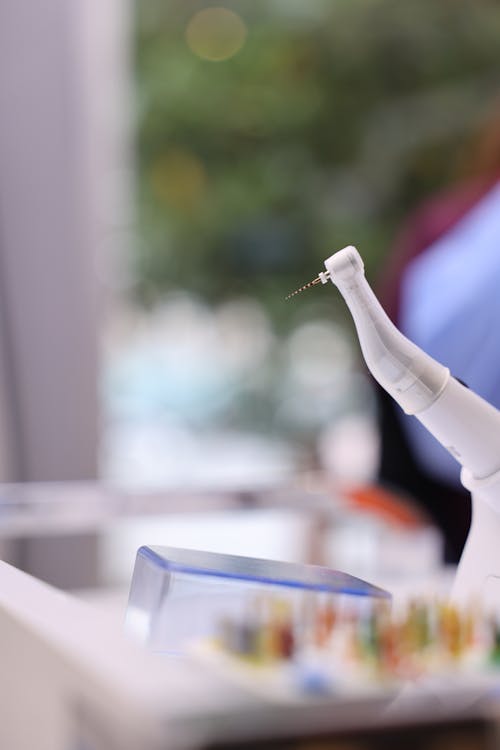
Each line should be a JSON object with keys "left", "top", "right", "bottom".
{"left": 133, "top": 0, "right": 500, "bottom": 329}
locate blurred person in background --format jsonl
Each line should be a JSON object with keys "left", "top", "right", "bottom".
{"left": 375, "top": 104, "right": 500, "bottom": 563}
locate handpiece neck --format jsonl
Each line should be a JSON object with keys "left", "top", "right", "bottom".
{"left": 324, "top": 248, "right": 449, "bottom": 415}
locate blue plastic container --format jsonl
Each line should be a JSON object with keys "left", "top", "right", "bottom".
{"left": 125, "top": 546, "right": 390, "bottom": 654}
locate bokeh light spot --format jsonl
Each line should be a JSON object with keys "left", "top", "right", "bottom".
{"left": 186, "top": 7, "right": 247, "bottom": 62}
{"left": 150, "top": 148, "right": 206, "bottom": 212}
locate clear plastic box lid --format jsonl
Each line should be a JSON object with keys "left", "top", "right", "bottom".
{"left": 125, "top": 546, "right": 390, "bottom": 654}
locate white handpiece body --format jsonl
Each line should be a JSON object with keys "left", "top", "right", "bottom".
{"left": 324, "top": 246, "right": 500, "bottom": 605}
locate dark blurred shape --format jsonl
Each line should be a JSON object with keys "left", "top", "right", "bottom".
{"left": 376, "top": 106, "right": 500, "bottom": 562}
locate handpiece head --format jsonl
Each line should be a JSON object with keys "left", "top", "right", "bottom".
{"left": 323, "top": 245, "right": 364, "bottom": 282}
{"left": 285, "top": 246, "right": 363, "bottom": 300}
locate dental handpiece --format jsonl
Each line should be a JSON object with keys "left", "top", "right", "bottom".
{"left": 287, "top": 245, "right": 500, "bottom": 483}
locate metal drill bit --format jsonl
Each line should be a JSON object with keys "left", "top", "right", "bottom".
{"left": 285, "top": 271, "right": 330, "bottom": 300}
